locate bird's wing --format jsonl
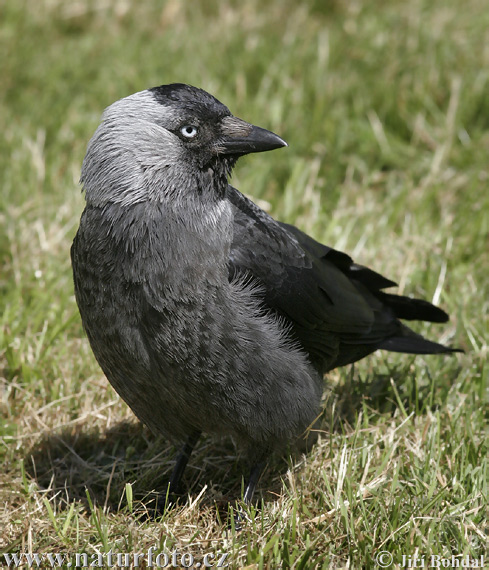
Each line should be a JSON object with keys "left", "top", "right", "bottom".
{"left": 227, "top": 186, "right": 450, "bottom": 370}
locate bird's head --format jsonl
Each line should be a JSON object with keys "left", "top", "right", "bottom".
{"left": 81, "top": 83, "right": 287, "bottom": 207}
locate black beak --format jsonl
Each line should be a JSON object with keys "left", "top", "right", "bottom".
{"left": 216, "top": 116, "right": 287, "bottom": 156}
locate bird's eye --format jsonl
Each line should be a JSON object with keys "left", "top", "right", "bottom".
{"left": 180, "top": 125, "right": 198, "bottom": 138}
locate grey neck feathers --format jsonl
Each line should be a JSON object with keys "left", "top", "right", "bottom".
{"left": 79, "top": 95, "right": 235, "bottom": 285}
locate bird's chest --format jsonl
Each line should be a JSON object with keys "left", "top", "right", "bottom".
{"left": 72, "top": 203, "right": 234, "bottom": 357}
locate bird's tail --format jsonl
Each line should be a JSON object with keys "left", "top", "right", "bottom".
{"left": 374, "top": 292, "right": 462, "bottom": 354}
{"left": 377, "top": 292, "right": 449, "bottom": 323}
{"left": 378, "top": 324, "right": 462, "bottom": 354}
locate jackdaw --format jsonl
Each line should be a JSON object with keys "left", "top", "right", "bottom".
{"left": 71, "top": 83, "right": 458, "bottom": 506}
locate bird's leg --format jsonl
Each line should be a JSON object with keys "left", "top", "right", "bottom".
{"left": 157, "top": 430, "right": 201, "bottom": 513}
{"left": 243, "top": 461, "right": 265, "bottom": 504}
{"left": 169, "top": 430, "right": 201, "bottom": 493}
{"left": 232, "top": 461, "right": 266, "bottom": 530}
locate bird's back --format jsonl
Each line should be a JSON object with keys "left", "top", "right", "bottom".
{"left": 227, "top": 186, "right": 457, "bottom": 373}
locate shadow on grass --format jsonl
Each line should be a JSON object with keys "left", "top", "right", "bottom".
{"left": 23, "top": 421, "right": 287, "bottom": 515}
{"left": 23, "top": 359, "right": 451, "bottom": 516}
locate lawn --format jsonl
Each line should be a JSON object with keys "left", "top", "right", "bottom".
{"left": 0, "top": 1, "right": 487, "bottom": 568}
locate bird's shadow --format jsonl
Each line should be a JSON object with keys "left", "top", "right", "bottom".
{"left": 24, "top": 421, "right": 258, "bottom": 516}
{"left": 23, "top": 361, "right": 444, "bottom": 516}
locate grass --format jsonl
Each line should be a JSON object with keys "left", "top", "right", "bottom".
{"left": 0, "top": 0, "right": 487, "bottom": 567}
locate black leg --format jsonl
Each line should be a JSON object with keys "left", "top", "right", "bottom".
{"left": 232, "top": 461, "right": 266, "bottom": 530}
{"left": 243, "top": 462, "right": 265, "bottom": 504}
{"left": 168, "top": 430, "right": 201, "bottom": 494}
{"left": 157, "top": 430, "right": 201, "bottom": 514}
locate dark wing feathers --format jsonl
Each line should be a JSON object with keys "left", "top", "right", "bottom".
{"left": 228, "top": 187, "right": 375, "bottom": 332}
{"left": 227, "top": 186, "right": 457, "bottom": 371}
{"left": 279, "top": 221, "right": 398, "bottom": 291}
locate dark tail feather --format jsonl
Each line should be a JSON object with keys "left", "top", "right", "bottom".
{"left": 378, "top": 292, "right": 449, "bottom": 323}
{"left": 378, "top": 326, "right": 463, "bottom": 355}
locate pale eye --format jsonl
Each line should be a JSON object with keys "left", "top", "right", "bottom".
{"left": 180, "top": 125, "right": 198, "bottom": 138}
